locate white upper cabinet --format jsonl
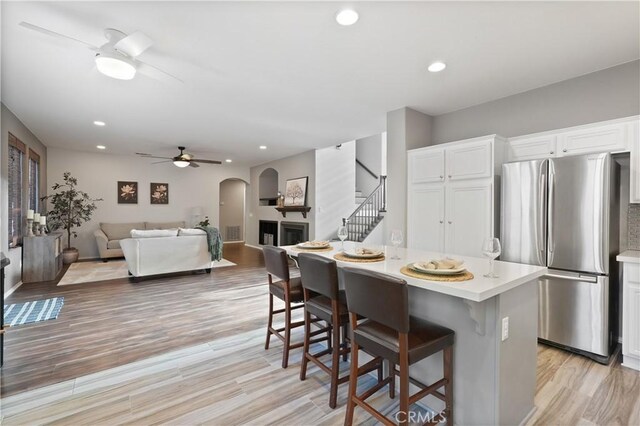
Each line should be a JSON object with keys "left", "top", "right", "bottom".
{"left": 409, "top": 148, "right": 445, "bottom": 184}
{"left": 630, "top": 120, "right": 640, "bottom": 204}
{"left": 558, "top": 122, "right": 628, "bottom": 156}
{"left": 445, "top": 139, "right": 493, "bottom": 181}
{"left": 507, "top": 135, "right": 557, "bottom": 162}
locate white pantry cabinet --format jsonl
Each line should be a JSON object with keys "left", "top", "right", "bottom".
{"left": 630, "top": 120, "right": 640, "bottom": 204}
{"left": 407, "top": 135, "right": 503, "bottom": 257}
{"left": 618, "top": 257, "right": 640, "bottom": 371}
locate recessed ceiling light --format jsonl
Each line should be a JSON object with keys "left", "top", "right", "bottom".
{"left": 96, "top": 145, "right": 106, "bottom": 150}
{"left": 225, "top": 159, "right": 232, "bottom": 163}
{"left": 428, "top": 62, "right": 447, "bottom": 73}
{"left": 336, "top": 9, "right": 359, "bottom": 26}
{"left": 259, "top": 145, "right": 267, "bottom": 150}
{"left": 93, "top": 120, "right": 106, "bottom": 126}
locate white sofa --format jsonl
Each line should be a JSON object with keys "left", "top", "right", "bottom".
{"left": 120, "top": 229, "right": 212, "bottom": 280}
{"left": 94, "top": 221, "right": 186, "bottom": 261}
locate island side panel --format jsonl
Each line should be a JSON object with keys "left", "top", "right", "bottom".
{"left": 496, "top": 279, "right": 538, "bottom": 425}
{"left": 408, "top": 286, "right": 500, "bottom": 425}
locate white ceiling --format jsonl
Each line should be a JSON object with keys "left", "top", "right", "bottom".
{"left": 2, "top": 1, "right": 639, "bottom": 166}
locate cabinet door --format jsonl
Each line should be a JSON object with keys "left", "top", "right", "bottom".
{"left": 445, "top": 180, "right": 493, "bottom": 257}
{"left": 629, "top": 120, "right": 640, "bottom": 203}
{"left": 408, "top": 148, "right": 445, "bottom": 184}
{"left": 623, "top": 263, "right": 640, "bottom": 359}
{"left": 507, "top": 135, "right": 557, "bottom": 161}
{"left": 445, "top": 139, "right": 492, "bottom": 181}
{"left": 407, "top": 184, "right": 445, "bottom": 252}
{"left": 558, "top": 122, "right": 628, "bottom": 156}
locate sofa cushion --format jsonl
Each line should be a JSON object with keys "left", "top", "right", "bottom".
{"left": 106, "top": 240, "right": 121, "bottom": 250}
{"left": 145, "top": 221, "right": 185, "bottom": 230}
{"left": 131, "top": 229, "right": 179, "bottom": 238}
{"left": 101, "top": 222, "right": 145, "bottom": 241}
{"left": 178, "top": 228, "right": 207, "bottom": 236}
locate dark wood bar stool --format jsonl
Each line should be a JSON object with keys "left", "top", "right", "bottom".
{"left": 341, "top": 267, "right": 455, "bottom": 426}
{"left": 298, "top": 253, "right": 383, "bottom": 409}
{"left": 262, "top": 246, "right": 309, "bottom": 368}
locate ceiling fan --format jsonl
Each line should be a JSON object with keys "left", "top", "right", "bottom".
{"left": 19, "top": 21, "right": 182, "bottom": 83}
{"left": 138, "top": 147, "right": 222, "bottom": 168}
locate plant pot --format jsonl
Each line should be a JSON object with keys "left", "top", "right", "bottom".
{"left": 62, "top": 248, "right": 79, "bottom": 264}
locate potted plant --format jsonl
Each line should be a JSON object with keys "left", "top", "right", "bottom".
{"left": 41, "top": 172, "right": 102, "bottom": 264}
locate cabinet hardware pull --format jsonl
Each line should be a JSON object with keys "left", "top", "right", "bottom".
{"left": 562, "top": 149, "right": 567, "bottom": 153}
{"left": 439, "top": 220, "right": 444, "bottom": 224}
{"left": 550, "top": 151, "right": 554, "bottom": 154}
{"left": 448, "top": 175, "right": 452, "bottom": 178}
{"left": 440, "top": 175, "right": 443, "bottom": 179}
{"left": 448, "top": 221, "right": 452, "bottom": 224}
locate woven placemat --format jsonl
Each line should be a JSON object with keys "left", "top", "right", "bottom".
{"left": 291, "top": 245, "right": 335, "bottom": 253}
{"left": 400, "top": 266, "right": 474, "bottom": 282}
{"left": 333, "top": 252, "right": 385, "bottom": 263}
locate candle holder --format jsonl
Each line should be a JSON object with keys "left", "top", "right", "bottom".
{"left": 26, "top": 219, "right": 35, "bottom": 237}
{"left": 39, "top": 224, "right": 47, "bottom": 236}
{"left": 34, "top": 222, "right": 41, "bottom": 236}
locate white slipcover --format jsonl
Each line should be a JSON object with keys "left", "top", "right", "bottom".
{"left": 120, "top": 235, "right": 211, "bottom": 278}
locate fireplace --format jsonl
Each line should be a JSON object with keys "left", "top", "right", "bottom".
{"left": 280, "top": 222, "right": 309, "bottom": 246}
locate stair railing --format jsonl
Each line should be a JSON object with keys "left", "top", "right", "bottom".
{"left": 343, "top": 175, "right": 387, "bottom": 241}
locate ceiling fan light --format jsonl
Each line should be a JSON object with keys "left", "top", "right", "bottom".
{"left": 95, "top": 53, "right": 136, "bottom": 80}
{"left": 173, "top": 160, "right": 190, "bottom": 168}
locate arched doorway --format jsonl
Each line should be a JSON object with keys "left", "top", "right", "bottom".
{"left": 219, "top": 179, "right": 247, "bottom": 242}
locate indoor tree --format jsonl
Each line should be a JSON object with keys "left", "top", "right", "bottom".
{"left": 41, "top": 172, "right": 102, "bottom": 263}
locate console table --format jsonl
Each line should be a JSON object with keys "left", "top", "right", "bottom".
{"left": 1, "top": 252, "right": 10, "bottom": 367}
{"left": 23, "top": 232, "right": 64, "bottom": 283}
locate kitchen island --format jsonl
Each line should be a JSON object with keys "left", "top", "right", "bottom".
{"left": 284, "top": 242, "right": 547, "bottom": 426}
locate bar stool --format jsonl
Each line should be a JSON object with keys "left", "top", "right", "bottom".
{"left": 298, "top": 253, "right": 383, "bottom": 409}
{"left": 341, "top": 267, "right": 455, "bottom": 426}
{"left": 263, "top": 246, "right": 308, "bottom": 368}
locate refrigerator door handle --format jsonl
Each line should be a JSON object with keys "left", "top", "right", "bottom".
{"left": 548, "top": 166, "right": 555, "bottom": 262}
{"left": 545, "top": 273, "right": 598, "bottom": 283}
{"left": 537, "top": 168, "right": 546, "bottom": 263}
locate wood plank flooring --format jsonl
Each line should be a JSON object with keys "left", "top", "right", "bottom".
{"left": 2, "top": 244, "right": 639, "bottom": 425}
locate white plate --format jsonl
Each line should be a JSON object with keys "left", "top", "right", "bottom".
{"left": 297, "top": 241, "right": 330, "bottom": 249}
{"left": 410, "top": 263, "right": 467, "bottom": 275}
{"left": 343, "top": 249, "right": 384, "bottom": 259}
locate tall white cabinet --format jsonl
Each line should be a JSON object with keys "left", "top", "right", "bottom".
{"left": 407, "top": 135, "right": 504, "bottom": 257}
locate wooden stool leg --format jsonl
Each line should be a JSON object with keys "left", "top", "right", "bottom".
{"left": 329, "top": 317, "right": 341, "bottom": 409}
{"left": 265, "top": 292, "right": 274, "bottom": 350}
{"left": 344, "top": 314, "right": 359, "bottom": 426}
{"left": 341, "top": 324, "right": 348, "bottom": 362}
{"left": 398, "top": 333, "right": 409, "bottom": 426}
{"left": 282, "top": 299, "right": 292, "bottom": 369}
{"left": 444, "top": 345, "right": 454, "bottom": 425}
{"left": 300, "top": 307, "right": 311, "bottom": 380}
{"left": 388, "top": 359, "right": 396, "bottom": 399}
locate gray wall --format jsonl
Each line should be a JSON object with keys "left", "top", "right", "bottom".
{"left": 1, "top": 104, "right": 49, "bottom": 290}
{"left": 356, "top": 134, "right": 383, "bottom": 197}
{"left": 385, "top": 107, "right": 432, "bottom": 244}
{"left": 431, "top": 60, "right": 640, "bottom": 144}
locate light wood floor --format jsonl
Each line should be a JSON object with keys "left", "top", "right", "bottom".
{"left": 2, "top": 245, "right": 639, "bottom": 425}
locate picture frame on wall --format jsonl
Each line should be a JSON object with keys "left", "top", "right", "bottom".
{"left": 284, "top": 176, "right": 308, "bottom": 206}
{"left": 117, "top": 181, "right": 138, "bottom": 204}
{"left": 150, "top": 183, "right": 169, "bottom": 205}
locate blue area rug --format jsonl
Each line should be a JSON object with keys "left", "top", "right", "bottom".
{"left": 4, "top": 297, "right": 64, "bottom": 326}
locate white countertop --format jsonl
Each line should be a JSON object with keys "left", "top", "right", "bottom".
{"left": 283, "top": 242, "right": 547, "bottom": 303}
{"left": 617, "top": 250, "right": 640, "bottom": 264}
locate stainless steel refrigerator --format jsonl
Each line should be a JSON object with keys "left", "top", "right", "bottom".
{"left": 501, "top": 153, "right": 619, "bottom": 363}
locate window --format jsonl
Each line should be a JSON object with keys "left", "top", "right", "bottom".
{"left": 29, "top": 149, "right": 40, "bottom": 214}
{"left": 8, "top": 133, "right": 25, "bottom": 247}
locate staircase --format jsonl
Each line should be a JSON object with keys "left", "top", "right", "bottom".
{"left": 343, "top": 176, "right": 387, "bottom": 242}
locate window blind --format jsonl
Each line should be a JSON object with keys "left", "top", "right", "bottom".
{"left": 8, "top": 133, "right": 25, "bottom": 247}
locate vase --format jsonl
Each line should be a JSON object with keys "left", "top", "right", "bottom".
{"left": 62, "top": 248, "right": 79, "bottom": 264}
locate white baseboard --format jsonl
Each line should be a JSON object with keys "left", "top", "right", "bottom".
{"left": 4, "top": 281, "right": 23, "bottom": 298}
{"left": 622, "top": 355, "right": 640, "bottom": 371}
{"left": 244, "top": 244, "right": 262, "bottom": 250}
{"left": 223, "top": 241, "right": 245, "bottom": 245}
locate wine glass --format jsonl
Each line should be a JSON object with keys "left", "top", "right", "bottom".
{"left": 337, "top": 225, "right": 348, "bottom": 251}
{"left": 482, "top": 238, "right": 502, "bottom": 278}
{"left": 389, "top": 229, "right": 403, "bottom": 260}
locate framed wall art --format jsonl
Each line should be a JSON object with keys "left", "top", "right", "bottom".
{"left": 118, "top": 181, "right": 138, "bottom": 204}
{"left": 150, "top": 183, "right": 169, "bottom": 205}
{"left": 284, "top": 176, "right": 308, "bottom": 206}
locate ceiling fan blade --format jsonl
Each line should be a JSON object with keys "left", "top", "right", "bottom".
{"left": 137, "top": 61, "right": 183, "bottom": 84}
{"left": 114, "top": 31, "right": 153, "bottom": 57}
{"left": 189, "top": 162, "right": 200, "bottom": 168}
{"left": 151, "top": 160, "right": 172, "bottom": 165}
{"left": 139, "top": 155, "right": 172, "bottom": 160}
{"left": 192, "top": 159, "right": 222, "bottom": 165}
{"left": 19, "top": 22, "right": 98, "bottom": 50}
